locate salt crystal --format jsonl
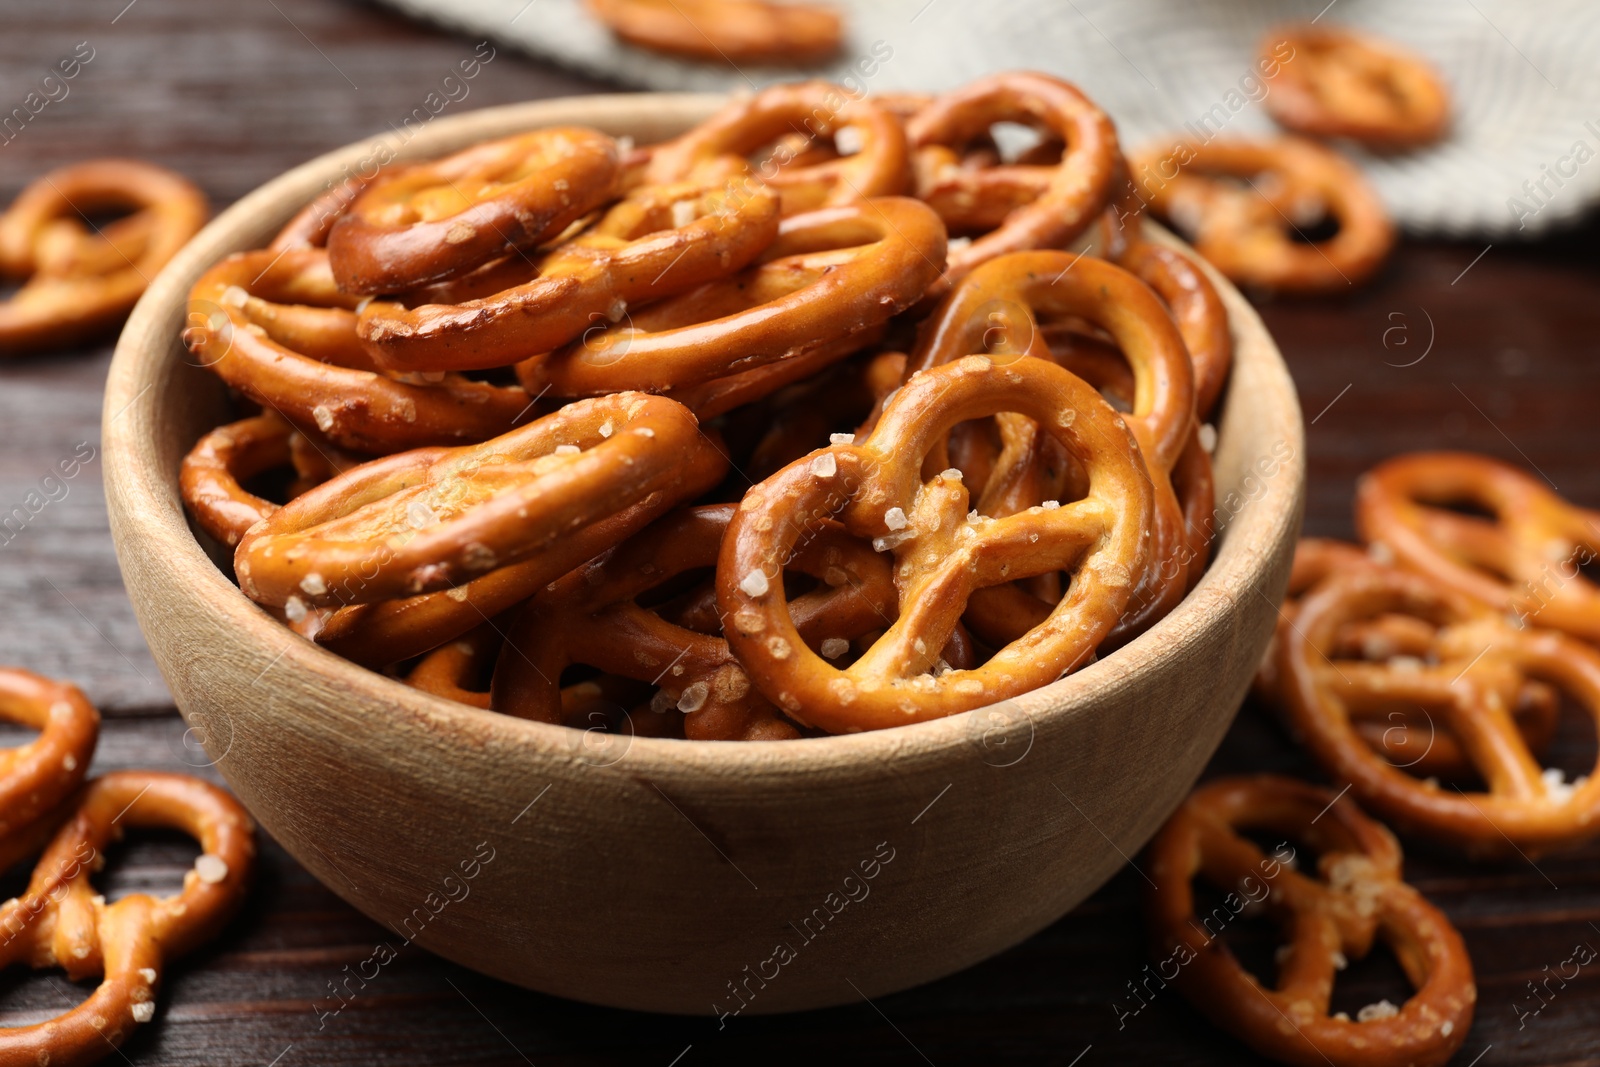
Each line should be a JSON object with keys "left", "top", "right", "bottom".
{"left": 820, "top": 637, "right": 850, "bottom": 659}
{"left": 194, "top": 854, "right": 229, "bottom": 884}
{"left": 739, "top": 570, "right": 769, "bottom": 597}
{"left": 554, "top": 444, "right": 580, "bottom": 455}
{"left": 1199, "top": 423, "right": 1218, "bottom": 453}
{"left": 671, "top": 200, "right": 697, "bottom": 228}
{"left": 829, "top": 433, "right": 855, "bottom": 445}
{"left": 599, "top": 420, "right": 615, "bottom": 438}
{"left": 312, "top": 405, "right": 335, "bottom": 432}
{"left": 132, "top": 1002, "right": 155, "bottom": 1023}
{"left": 883, "top": 507, "right": 908, "bottom": 531}
{"left": 1356, "top": 1000, "right": 1399, "bottom": 1022}
{"left": 833, "top": 125, "right": 864, "bottom": 155}
{"left": 810, "top": 453, "right": 837, "bottom": 478}
{"left": 676, "top": 682, "right": 709, "bottom": 713}
{"left": 299, "top": 573, "right": 327, "bottom": 596}
{"left": 284, "top": 596, "right": 308, "bottom": 623}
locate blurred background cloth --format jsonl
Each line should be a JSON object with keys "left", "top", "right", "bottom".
{"left": 376, "top": 0, "right": 1600, "bottom": 237}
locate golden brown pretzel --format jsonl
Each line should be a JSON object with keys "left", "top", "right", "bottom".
{"left": 517, "top": 197, "right": 945, "bottom": 397}
{"left": 309, "top": 432, "right": 727, "bottom": 667}
{"left": 0, "top": 159, "right": 207, "bottom": 353}
{"left": 1279, "top": 565, "right": 1600, "bottom": 856}
{"left": 1355, "top": 451, "right": 1600, "bottom": 642}
{"left": 646, "top": 83, "right": 907, "bottom": 215}
{"left": 236, "top": 393, "right": 709, "bottom": 609}
{"left": 0, "top": 669, "right": 98, "bottom": 860}
{"left": 585, "top": 0, "right": 842, "bottom": 64}
{"left": 179, "top": 412, "right": 361, "bottom": 547}
{"left": 905, "top": 72, "right": 1119, "bottom": 290}
{"left": 185, "top": 249, "right": 534, "bottom": 453}
{"left": 718, "top": 354, "right": 1152, "bottom": 731}
{"left": 1263, "top": 25, "right": 1450, "bottom": 149}
{"left": 0, "top": 772, "right": 254, "bottom": 1067}
{"left": 494, "top": 504, "right": 884, "bottom": 740}
{"left": 356, "top": 178, "right": 781, "bottom": 372}
{"left": 1146, "top": 774, "right": 1474, "bottom": 1067}
{"left": 269, "top": 170, "right": 395, "bottom": 252}
{"left": 327, "top": 127, "right": 619, "bottom": 294}
{"left": 908, "top": 251, "right": 1197, "bottom": 641}
{"left": 1129, "top": 137, "right": 1394, "bottom": 293}
{"left": 1255, "top": 539, "right": 1556, "bottom": 780}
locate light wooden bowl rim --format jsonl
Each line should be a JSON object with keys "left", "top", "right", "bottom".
{"left": 105, "top": 92, "right": 1303, "bottom": 779}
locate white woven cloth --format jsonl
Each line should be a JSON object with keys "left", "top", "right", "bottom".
{"left": 379, "top": 0, "right": 1600, "bottom": 236}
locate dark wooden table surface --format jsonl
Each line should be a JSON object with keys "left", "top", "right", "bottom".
{"left": 1, "top": 1, "right": 1597, "bottom": 1063}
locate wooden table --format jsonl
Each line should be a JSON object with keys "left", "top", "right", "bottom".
{"left": 2, "top": 1, "right": 1597, "bottom": 1063}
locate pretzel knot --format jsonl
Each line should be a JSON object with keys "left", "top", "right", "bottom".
{"left": 0, "top": 772, "right": 254, "bottom": 1067}
{"left": 186, "top": 248, "right": 535, "bottom": 454}
{"left": 0, "top": 159, "right": 208, "bottom": 353}
{"left": 356, "top": 178, "right": 781, "bottom": 373}
{"left": 1356, "top": 451, "right": 1600, "bottom": 643}
{"left": 0, "top": 670, "right": 98, "bottom": 867}
{"left": 1263, "top": 25, "right": 1450, "bottom": 149}
{"left": 906, "top": 72, "right": 1119, "bottom": 290}
{"left": 1129, "top": 137, "right": 1394, "bottom": 293}
{"left": 516, "top": 197, "right": 945, "bottom": 398}
{"left": 327, "top": 127, "right": 620, "bottom": 295}
{"left": 179, "top": 412, "right": 360, "bottom": 547}
{"left": 907, "top": 251, "right": 1197, "bottom": 648}
{"left": 718, "top": 354, "right": 1152, "bottom": 732}
{"left": 645, "top": 83, "right": 907, "bottom": 215}
{"left": 1280, "top": 563, "right": 1600, "bottom": 856}
{"left": 309, "top": 429, "right": 727, "bottom": 668}
{"left": 235, "top": 393, "right": 712, "bottom": 610}
{"left": 1146, "top": 775, "right": 1475, "bottom": 1067}
{"left": 585, "top": 0, "right": 842, "bottom": 65}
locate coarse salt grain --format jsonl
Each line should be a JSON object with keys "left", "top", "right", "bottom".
{"left": 312, "top": 405, "right": 335, "bottom": 432}
{"left": 883, "top": 507, "right": 908, "bottom": 531}
{"left": 671, "top": 200, "right": 697, "bottom": 228}
{"left": 810, "top": 453, "right": 837, "bottom": 478}
{"left": 139, "top": 967, "right": 157, "bottom": 984}
{"left": 1199, "top": 423, "right": 1218, "bottom": 453}
{"left": 194, "top": 854, "right": 229, "bottom": 884}
{"left": 676, "top": 682, "right": 709, "bottom": 713}
{"left": 1356, "top": 1000, "right": 1399, "bottom": 1022}
{"left": 131, "top": 1002, "right": 155, "bottom": 1023}
{"left": 599, "top": 420, "right": 615, "bottom": 438}
{"left": 554, "top": 444, "right": 580, "bottom": 455}
{"left": 829, "top": 432, "right": 855, "bottom": 445}
{"left": 739, "top": 570, "right": 769, "bottom": 597}
{"left": 284, "top": 596, "right": 308, "bottom": 623}
{"left": 299, "top": 573, "right": 327, "bottom": 596}
{"left": 820, "top": 637, "right": 850, "bottom": 659}
{"left": 833, "top": 125, "right": 864, "bottom": 155}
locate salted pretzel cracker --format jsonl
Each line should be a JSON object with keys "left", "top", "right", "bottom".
{"left": 1256, "top": 539, "right": 1556, "bottom": 780}
{"left": 645, "top": 83, "right": 907, "bottom": 215}
{"left": 1129, "top": 137, "right": 1394, "bottom": 293}
{"left": 327, "top": 127, "right": 619, "bottom": 294}
{"left": 179, "top": 412, "right": 362, "bottom": 547}
{"left": 908, "top": 251, "right": 1196, "bottom": 644}
{"left": 236, "top": 393, "right": 709, "bottom": 609}
{"left": 1147, "top": 775, "right": 1474, "bottom": 1067}
{"left": 1263, "top": 25, "right": 1450, "bottom": 149}
{"left": 495, "top": 504, "right": 873, "bottom": 740}
{"left": 586, "top": 0, "right": 841, "bottom": 64}
{"left": 356, "top": 178, "right": 781, "bottom": 372}
{"left": 719, "top": 354, "right": 1152, "bottom": 731}
{"left": 0, "top": 771, "right": 253, "bottom": 1067}
{"left": 1279, "top": 565, "right": 1600, "bottom": 856}
{"left": 1101, "top": 167, "right": 1234, "bottom": 419}
{"left": 406, "top": 625, "right": 685, "bottom": 737}
{"left": 906, "top": 72, "right": 1119, "bottom": 290}
{"left": 0, "top": 160, "right": 207, "bottom": 353}
{"left": 0, "top": 669, "right": 98, "bottom": 865}
{"left": 517, "top": 197, "right": 945, "bottom": 397}
{"left": 1356, "top": 451, "right": 1600, "bottom": 643}
{"left": 186, "top": 249, "right": 533, "bottom": 453}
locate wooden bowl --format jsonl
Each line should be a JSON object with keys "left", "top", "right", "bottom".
{"left": 103, "top": 94, "right": 1303, "bottom": 1015}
